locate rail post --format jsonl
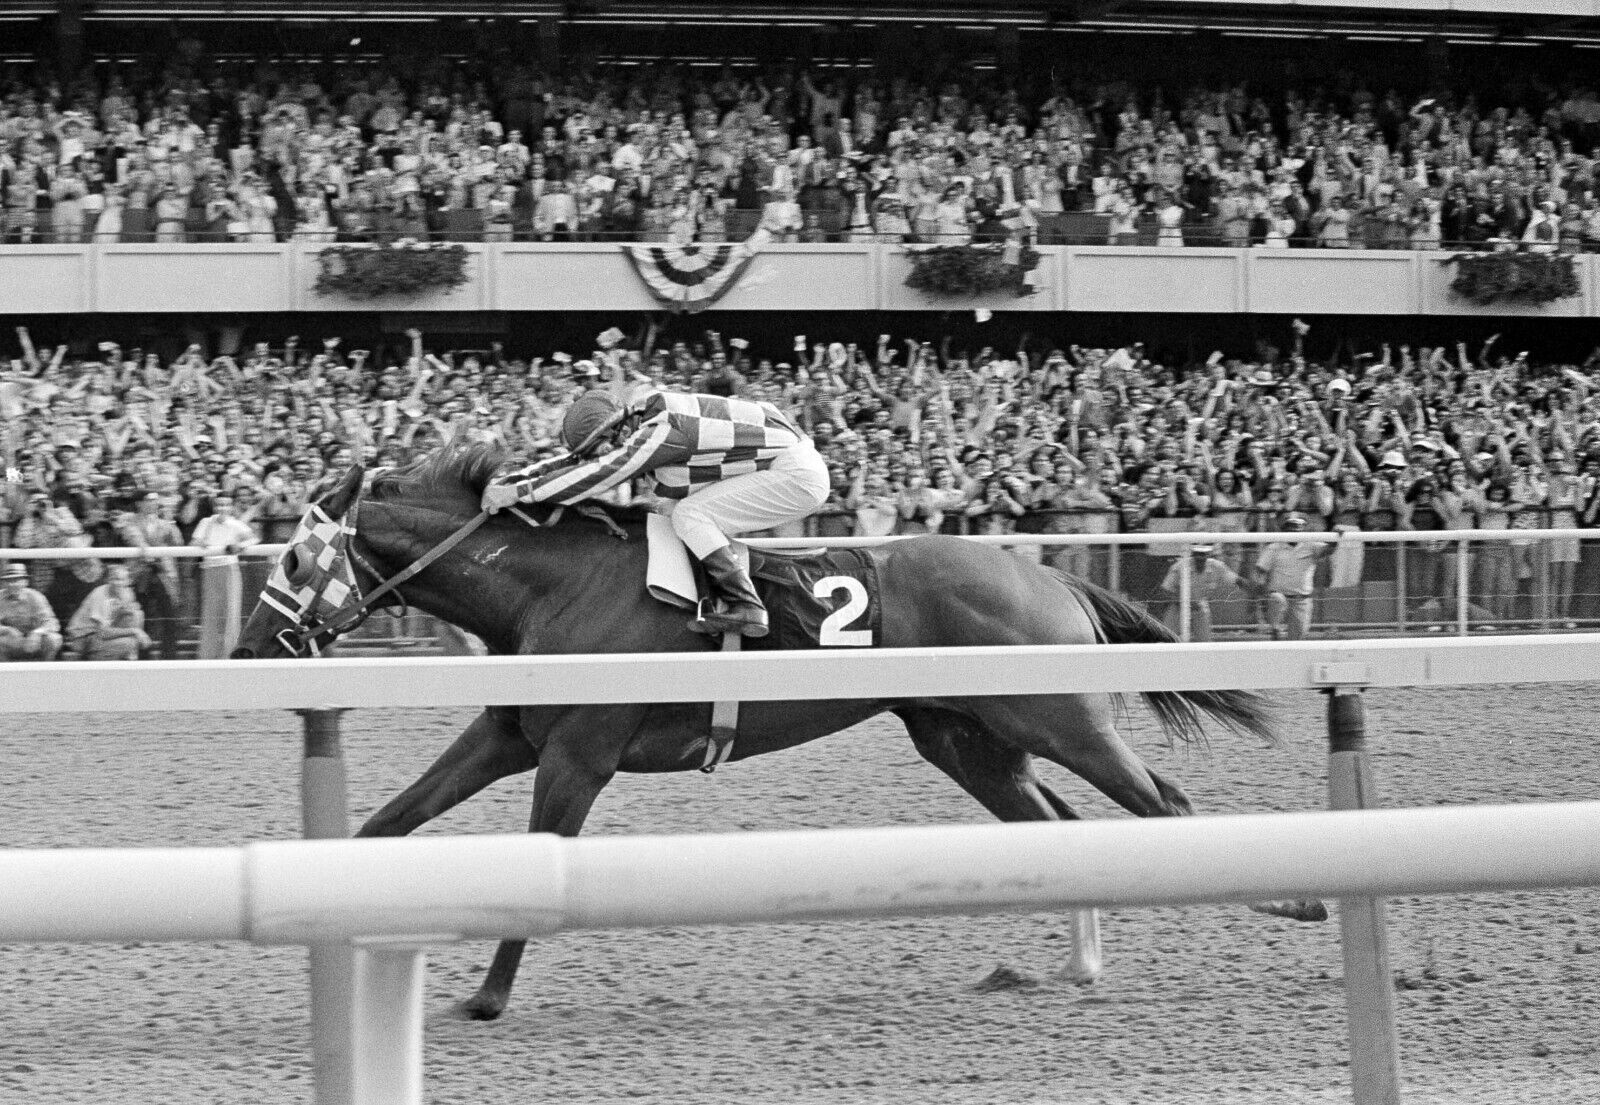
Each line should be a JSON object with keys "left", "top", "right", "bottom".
{"left": 297, "top": 708, "right": 355, "bottom": 1105}
{"left": 1177, "top": 543, "right": 1193, "bottom": 642}
{"left": 1456, "top": 539, "right": 1471, "bottom": 636}
{"left": 197, "top": 553, "right": 242, "bottom": 659}
{"left": 1323, "top": 682, "right": 1402, "bottom": 1105}
{"left": 1060, "top": 907, "right": 1102, "bottom": 984}
{"left": 350, "top": 939, "right": 430, "bottom": 1105}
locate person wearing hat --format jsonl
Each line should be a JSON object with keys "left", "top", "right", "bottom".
{"left": 1253, "top": 512, "right": 1337, "bottom": 641}
{"left": 1156, "top": 542, "right": 1253, "bottom": 642}
{"left": 481, "top": 386, "right": 829, "bottom": 638}
{"left": 0, "top": 562, "right": 62, "bottom": 661}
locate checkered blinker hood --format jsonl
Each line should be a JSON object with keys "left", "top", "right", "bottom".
{"left": 260, "top": 503, "right": 359, "bottom": 632}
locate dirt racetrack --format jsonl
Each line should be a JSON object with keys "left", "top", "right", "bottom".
{"left": 2, "top": 683, "right": 1598, "bottom": 1104}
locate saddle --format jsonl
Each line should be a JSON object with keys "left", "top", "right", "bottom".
{"left": 644, "top": 516, "right": 883, "bottom": 770}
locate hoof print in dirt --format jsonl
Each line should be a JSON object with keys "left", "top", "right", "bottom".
{"left": 971, "top": 964, "right": 1040, "bottom": 993}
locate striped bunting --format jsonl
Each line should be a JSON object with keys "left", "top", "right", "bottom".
{"left": 622, "top": 236, "right": 762, "bottom": 313}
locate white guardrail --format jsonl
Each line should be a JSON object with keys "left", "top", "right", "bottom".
{"left": 2, "top": 639, "right": 1600, "bottom": 1105}
{"left": 0, "top": 634, "right": 1589, "bottom": 713}
{"left": 3, "top": 525, "right": 1598, "bottom": 559}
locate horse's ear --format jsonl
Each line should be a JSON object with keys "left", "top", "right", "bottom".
{"left": 318, "top": 464, "right": 366, "bottom": 520}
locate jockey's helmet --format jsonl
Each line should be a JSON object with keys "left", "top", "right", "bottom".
{"left": 561, "top": 389, "right": 625, "bottom": 456}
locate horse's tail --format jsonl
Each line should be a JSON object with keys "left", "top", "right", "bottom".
{"left": 1057, "top": 570, "right": 1277, "bottom": 746}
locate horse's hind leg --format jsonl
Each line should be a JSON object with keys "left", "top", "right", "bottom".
{"left": 897, "top": 705, "right": 1083, "bottom": 822}
{"left": 357, "top": 706, "right": 537, "bottom": 838}
{"left": 974, "top": 695, "right": 1326, "bottom": 923}
{"left": 969, "top": 694, "right": 1191, "bottom": 819}
{"left": 896, "top": 706, "right": 1103, "bottom": 982}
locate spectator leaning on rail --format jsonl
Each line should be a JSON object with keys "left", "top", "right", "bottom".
{"left": 190, "top": 490, "right": 260, "bottom": 659}
{"left": 0, "top": 562, "right": 63, "bottom": 661}
{"left": 1253, "top": 512, "right": 1338, "bottom": 641}
{"left": 1156, "top": 542, "right": 1254, "bottom": 642}
{"left": 65, "top": 563, "right": 149, "bottom": 661}
{"left": 481, "top": 386, "right": 830, "bottom": 639}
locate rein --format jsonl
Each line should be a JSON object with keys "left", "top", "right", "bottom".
{"left": 275, "top": 485, "right": 626, "bottom": 657}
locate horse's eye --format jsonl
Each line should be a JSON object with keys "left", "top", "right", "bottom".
{"left": 284, "top": 546, "right": 315, "bottom": 588}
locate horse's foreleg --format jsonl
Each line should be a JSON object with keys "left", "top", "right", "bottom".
{"left": 458, "top": 708, "right": 632, "bottom": 1022}
{"left": 357, "top": 707, "right": 536, "bottom": 838}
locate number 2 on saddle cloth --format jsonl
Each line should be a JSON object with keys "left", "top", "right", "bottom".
{"left": 741, "top": 548, "right": 883, "bottom": 652}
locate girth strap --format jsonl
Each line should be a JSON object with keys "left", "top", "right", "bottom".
{"left": 702, "top": 630, "right": 741, "bottom": 773}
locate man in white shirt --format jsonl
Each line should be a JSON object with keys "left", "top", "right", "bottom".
{"left": 534, "top": 179, "right": 579, "bottom": 240}
{"left": 611, "top": 129, "right": 644, "bottom": 173}
{"left": 758, "top": 185, "right": 803, "bottom": 241}
{"left": 1254, "top": 513, "right": 1336, "bottom": 640}
{"left": 191, "top": 492, "right": 259, "bottom": 659}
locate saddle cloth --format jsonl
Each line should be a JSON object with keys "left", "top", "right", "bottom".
{"left": 645, "top": 514, "right": 883, "bottom": 652}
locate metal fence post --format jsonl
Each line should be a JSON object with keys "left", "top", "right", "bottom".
{"left": 1325, "top": 687, "right": 1402, "bottom": 1105}
{"left": 1177, "top": 543, "right": 1193, "bottom": 642}
{"left": 1537, "top": 539, "right": 1552, "bottom": 632}
{"left": 197, "top": 553, "right": 242, "bottom": 659}
{"left": 1060, "top": 907, "right": 1102, "bottom": 984}
{"left": 350, "top": 941, "right": 428, "bottom": 1105}
{"left": 1395, "top": 542, "right": 1408, "bottom": 634}
{"left": 1456, "top": 539, "right": 1470, "bottom": 636}
{"left": 297, "top": 708, "right": 355, "bottom": 1105}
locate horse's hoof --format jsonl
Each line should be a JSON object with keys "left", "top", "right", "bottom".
{"left": 454, "top": 991, "right": 508, "bottom": 1021}
{"left": 1249, "top": 898, "right": 1330, "bottom": 923}
{"left": 1055, "top": 963, "right": 1101, "bottom": 987}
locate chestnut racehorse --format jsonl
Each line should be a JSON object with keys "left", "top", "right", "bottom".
{"left": 233, "top": 443, "right": 1323, "bottom": 1020}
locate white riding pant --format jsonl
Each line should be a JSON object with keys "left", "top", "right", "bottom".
{"left": 670, "top": 442, "right": 831, "bottom": 559}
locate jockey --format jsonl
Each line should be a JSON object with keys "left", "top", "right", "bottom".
{"left": 481, "top": 388, "right": 829, "bottom": 638}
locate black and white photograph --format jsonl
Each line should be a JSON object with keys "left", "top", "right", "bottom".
{"left": 2, "top": 0, "right": 1599, "bottom": 1101}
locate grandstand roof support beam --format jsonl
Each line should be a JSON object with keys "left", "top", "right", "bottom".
{"left": 53, "top": 0, "right": 84, "bottom": 76}
{"left": 537, "top": 16, "right": 560, "bottom": 73}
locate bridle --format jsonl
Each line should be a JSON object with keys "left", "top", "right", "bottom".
{"left": 265, "top": 474, "right": 620, "bottom": 659}
{"left": 269, "top": 482, "right": 491, "bottom": 658}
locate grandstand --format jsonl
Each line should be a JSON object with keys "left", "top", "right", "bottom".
{"left": 8, "top": 0, "right": 1600, "bottom": 658}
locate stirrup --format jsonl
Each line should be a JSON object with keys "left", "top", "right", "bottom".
{"left": 688, "top": 597, "right": 769, "bottom": 639}
{"left": 687, "top": 597, "right": 722, "bottom": 637}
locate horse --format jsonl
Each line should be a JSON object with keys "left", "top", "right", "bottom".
{"left": 232, "top": 442, "right": 1326, "bottom": 1020}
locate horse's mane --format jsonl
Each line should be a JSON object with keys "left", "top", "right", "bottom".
{"left": 369, "top": 440, "right": 509, "bottom": 503}
{"left": 366, "top": 440, "right": 656, "bottom": 530}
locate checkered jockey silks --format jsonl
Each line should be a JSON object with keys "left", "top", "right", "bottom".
{"left": 260, "top": 503, "right": 359, "bottom": 631}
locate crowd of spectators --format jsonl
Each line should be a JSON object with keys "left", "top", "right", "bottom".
{"left": 6, "top": 316, "right": 1600, "bottom": 655}
{"left": 6, "top": 44, "right": 1600, "bottom": 249}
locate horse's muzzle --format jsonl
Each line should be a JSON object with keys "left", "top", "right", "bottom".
{"left": 229, "top": 646, "right": 257, "bottom": 660}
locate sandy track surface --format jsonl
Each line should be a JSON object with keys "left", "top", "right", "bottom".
{"left": 2, "top": 684, "right": 1598, "bottom": 1104}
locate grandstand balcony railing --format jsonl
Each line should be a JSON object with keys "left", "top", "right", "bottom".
{"left": 3, "top": 239, "right": 1594, "bottom": 316}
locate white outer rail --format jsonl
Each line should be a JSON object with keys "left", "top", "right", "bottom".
{"left": 0, "top": 526, "right": 1595, "bottom": 559}
{"left": 1, "top": 803, "right": 1596, "bottom": 946}
{"left": 0, "top": 633, "right": 1595, "bottom": 713}
{"left": 0, "top": 639, "right": 1592, "bottom": 1105}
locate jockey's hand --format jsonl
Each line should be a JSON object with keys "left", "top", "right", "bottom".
{"left": 649, "top": 499, "right": 676, "bottom": 518}
{"left": 481, "top": 483, "right": 521, "bottom": 515}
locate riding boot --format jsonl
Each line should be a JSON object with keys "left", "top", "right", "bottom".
{"left": 690, "top": 545, "right": 769, "bottom": 638}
